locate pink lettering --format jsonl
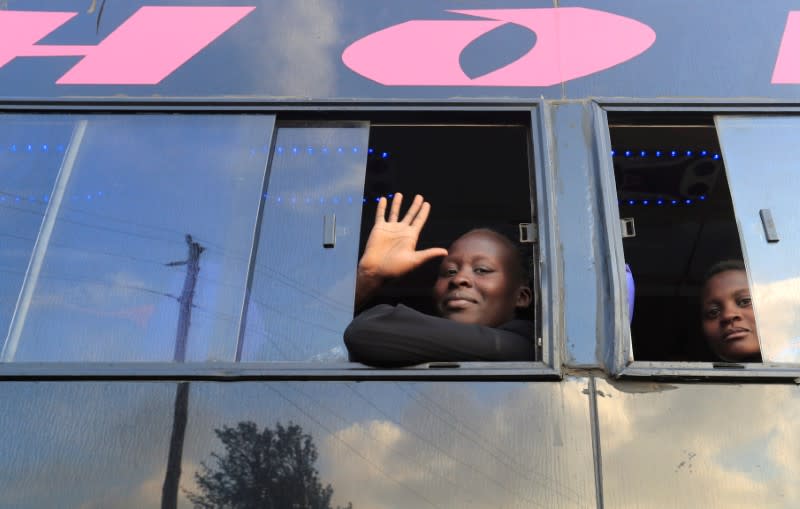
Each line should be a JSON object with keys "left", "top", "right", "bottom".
{"left": 342, "top": 7, "right": 656, "bottom": 87}
{"left": 0, "top": 7, "right": 255, "bottom": 85}
{"left": 772, "top": 11, "right": 800, "bottom": 84}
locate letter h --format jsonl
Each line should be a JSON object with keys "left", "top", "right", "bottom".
{"left": 0, "top": 6, "right": 254, "bottom": 85}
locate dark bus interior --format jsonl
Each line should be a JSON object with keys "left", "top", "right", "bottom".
{"left": 609, "top": 115, "right": 744, "bottom": 361}
{"left": 358, "top": 122, "right": 536, "bottom": 322}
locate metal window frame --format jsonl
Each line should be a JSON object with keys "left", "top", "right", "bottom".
{"left": 593, "top": 98, "right": 800, "bottom": 380}
{"left": 0, "top": 99, "right": 561, "bottom": 381}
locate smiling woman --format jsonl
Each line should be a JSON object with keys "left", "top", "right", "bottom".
{"left": 433, "top": 229, "right": 532, "bottom": 327}
{"left": 344, "top": 194, "right": 535, "bottom": 367}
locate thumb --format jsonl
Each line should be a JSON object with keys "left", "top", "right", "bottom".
{"left": 414, "top": 247, "right": 448, "bottom": 264}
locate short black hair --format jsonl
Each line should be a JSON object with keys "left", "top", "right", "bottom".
{"left": 456, "top": 228, "right": 530, "bottom": 286}
{"left": 703, "top": 259, "right": 746, "bottom": 285}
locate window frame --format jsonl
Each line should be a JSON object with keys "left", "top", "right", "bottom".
{"left": 594, "top": 99, "right": 800, "bottom": 380}
{"left": 0, "top": 99, "right": 560, "bottom": 381}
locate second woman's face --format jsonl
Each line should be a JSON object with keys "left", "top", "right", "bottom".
{"left": 433, "top": 232, "right": 531, "bottom": 327}
{"left": 701, "top": 269, "right": 760, "bottom": 362}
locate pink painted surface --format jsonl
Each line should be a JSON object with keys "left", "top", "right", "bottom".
{"left": 772, "top": 11, "right": 800, "bottom": 84}
{"left": 0, "top": 7, "right": 254, "bottom": 85}
{"left": 342, "top": 7, "right": 656, "bottom": 87}
{"left": 0, "top": 11, "right": 78, "bottom": 67}
{"left": 59, "top": 6, "right": 255, "bottom": 85}
{"left": 343, "top": 20, "right": 505, "bottom": 85}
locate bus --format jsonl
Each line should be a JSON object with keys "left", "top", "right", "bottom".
{"left": 1, "top": 1, "right": 799, "bottom": 507}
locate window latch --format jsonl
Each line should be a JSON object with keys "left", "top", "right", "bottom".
{"left": 323, "top": 214, "right": 336, "bottom": 248}
{"left": 621, "top": 217, "right": 636, "bottom": 239}
{"left": 759, "top": 209, "right": 779, "bottom": 243}
{"left": 518, "top": 223, "right": 536, "bottom": 243}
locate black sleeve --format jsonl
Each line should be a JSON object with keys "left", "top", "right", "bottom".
{"left": 344, "top": 304, "right": 535, "bottom": 367}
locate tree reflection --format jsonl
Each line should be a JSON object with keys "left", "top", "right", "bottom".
{"left": 186, "top": 421, "right": 352, "bottom": 509}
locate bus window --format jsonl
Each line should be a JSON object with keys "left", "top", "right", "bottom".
{"left": 715, "top": 116, "right": 800, "bottom": 363}
{"left": 0, "top": 116, "right": 539, "bottom": 367}
{"left": 609, "top": 117, "right": 751, "bottom": 362}
{"left": 1, "top": 114, "right": 275, "bottom": 362}
{"left": 242, "top": 121, "right": 537, "bottom": 365}
{"left": 240, "top": 123, "right": 370, "bottom": 362}
{"left": 361, "top": 124, "right": 534, "bottom": 315}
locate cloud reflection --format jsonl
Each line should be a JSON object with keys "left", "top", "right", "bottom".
{"left": 321, "top": 380, "right": 595, "bottom": 509}
{"left": 598, "top": 379, "right": 800, "bottom": 508}
{"left": 752, "top": 276, "right": 800, "bottom": 362}
{"left": 230, "top": 2, "right": 342, "bottom": 97}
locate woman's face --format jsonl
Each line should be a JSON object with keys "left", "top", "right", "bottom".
{"left": 701, "top": 269, "right": 761, "bottom": 362}
{"left": 433, "top": 231, "right": 531, "bottom": 327}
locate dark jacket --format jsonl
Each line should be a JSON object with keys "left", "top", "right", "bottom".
{"left": 344, "top": 304, "right": 535, "bottom": 367}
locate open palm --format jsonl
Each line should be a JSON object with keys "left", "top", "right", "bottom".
{"left": 359, "top": 193, "right": 448, "bottom": 279}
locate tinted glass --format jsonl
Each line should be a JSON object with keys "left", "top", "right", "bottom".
{"left": 0, "top": 380, "right": 597, "bottom": 508}
{"left": 715, "top": 116, "right": 800, "bottom": 363}
{"left": 241, "top": 124, "right": 369, "bottom": 361}
{"left": 0, "top": 117, "right": 72, "bottom": 348}
{"left": 1, "top": 114, "right": 275, "bottom": 362}
{"left": 597, "top": 378, "right": 800, "bottom": 508}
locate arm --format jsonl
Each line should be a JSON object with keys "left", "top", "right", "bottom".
{"left": 344, "top": 304, "right": 535, "bottom": 367}
{"left": 355, "top": 193, "right": 447, "bottom": 309}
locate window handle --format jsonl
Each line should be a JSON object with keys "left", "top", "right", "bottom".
{"left": 759, "top": 209, "right": 780, "bottom": 243}
{"left": 323, "top": 214, "right": 336, "bottom": 248}
{"left": 518, "top": 223, "right": 536, "bottom": 243}
{"left": 620, "top": 217, "right": 636, "bottom": 238}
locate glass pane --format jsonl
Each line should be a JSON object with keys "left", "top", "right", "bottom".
{"left": 0, "top": 117, "right": 74, "bottom": 348}
{"left": 241, "top": 124, "right": 369, "bottom": 362}
{"left": 2, "top": 115, "right": 275, "bottom": 362}
{"left": 715, "top": 116, "right": 800, "bottom": 362}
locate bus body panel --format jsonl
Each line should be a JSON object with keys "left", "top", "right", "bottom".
{"left": 0, "top": 0, "right": 796, "bottom": 101}
{"left": 1, "top": 1, "right": 799, "bottom": 508}
{"left": 0, "top": 379, "right": 598, "bottom": 508}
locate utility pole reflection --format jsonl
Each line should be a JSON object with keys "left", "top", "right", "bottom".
{"left": 162, "top": 235, "right": 204, "bottom": 509}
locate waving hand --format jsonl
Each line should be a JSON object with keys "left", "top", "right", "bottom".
{"left": 355, "top": 193, "right": 447, "bottom": 308}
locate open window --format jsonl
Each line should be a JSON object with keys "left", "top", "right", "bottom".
{"left": 242, "top": 120, "right": 539, "bottom": 365}
{"left": 358, "top": 124, "right": 535, "bottom": 320}
{"left": 609, "top": 112, "right": 800, "bottom": 369}
{"left": 609, "top": 115, "right": 746, "bottom": 363}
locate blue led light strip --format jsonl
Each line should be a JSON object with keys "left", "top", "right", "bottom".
{"left": 1, "top": 144, "right": 388, "bottom": 159}
{"left": 611, "top": 148, "right": 721, "bottom": 160}
{"left": 0, "top": 190, "right": 409, "bottom": 206}
{"left": 0, "top": 143, "right": 66, "bottom": 153}
{"left": 0, "top": 190, "right": 104, "bottom": 205}
{"left": 260, "top": 192, "right": 399, "bottom": 205}
{"left": 272, "top": 146, "right": 388, "bottom": 159}
{"left": 618, "top": 195, "right": 707, "bottom": 207}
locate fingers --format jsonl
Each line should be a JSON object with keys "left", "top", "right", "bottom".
{"left": 409, "top": 200, "right": 430, "bottom": 228}
{"left": 401, "top": 194, "right": 424, "bottom": 225}
{"left": 374, "top": 196, "right": 387, "bottom": 224}
{"left": 379, "top": 193, "right": 430, "bottom": 226}
{"left": 388, "top": 192, "right": 403, "bottom": 222}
